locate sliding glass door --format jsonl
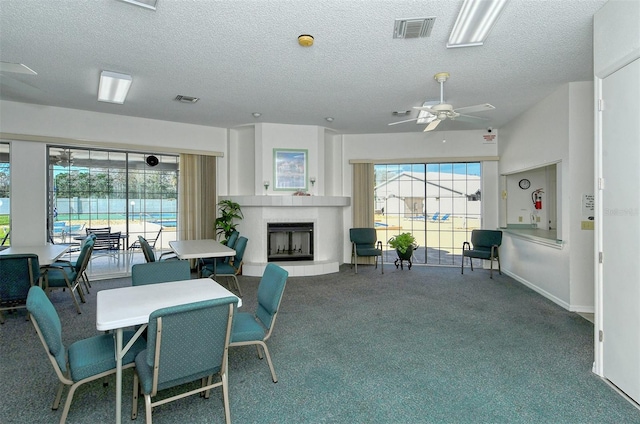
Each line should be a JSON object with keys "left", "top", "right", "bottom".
{"left": 48, "top": 147, "right": 178, "bottom": 278}
{"left": 374, "top": 162, "right": 481, "bottom": 266}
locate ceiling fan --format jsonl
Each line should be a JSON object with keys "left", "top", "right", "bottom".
{"left": 389, "top": 72, "right": 495, "bottom": 132}
{"left": 51, "top": 150, "right": 74, "bottom": 167}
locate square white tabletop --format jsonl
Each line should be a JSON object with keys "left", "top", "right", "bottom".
{"left": 96, "top": 278, "right": 241, "bottom": 331}
{"left": 0, "top": 243, "right": 71, "bottom": 266}
{"left": 169, "top": 239, "right": 235, "bottom": 260}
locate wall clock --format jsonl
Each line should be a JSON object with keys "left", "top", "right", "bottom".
{"left": 519, "top": 178, "right": 531, "bottom": 189}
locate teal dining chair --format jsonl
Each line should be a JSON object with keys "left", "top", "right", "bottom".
{"left": 230, "top": 263, "right": 288, "bottom": 383}
{"left": 202, "top": 236, "right": 247, "bottom": 297}
{"left": 42, "top": 238, "right": 94, "bottom": 314}
{"left": 349, "top": 228, "right": 383, "bottom": 274}
{"left": 131, "top": 260, "right": 191, "bottom": 286}
{"left": 131, "top": 296, "right": 238, "bottom": 424}
{"left": 461, "top": 229, "right": 503, "bottom": 279}
{"left": 27, "top": 286, "right": 146, "bottom": 424}
{"left": 0, "top": 253, "right": 41, "bottom": 323}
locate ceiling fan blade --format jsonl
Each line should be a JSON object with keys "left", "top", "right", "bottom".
{"left": 454, "top": 103, "right": 495, "bottom": 114}
{"left": 413, "top": 106, "right": 436, "bottom": 112}
{"left": 388, "top": 117, "right": 419, "bottom": 126}
{"left": 454, "top": 114, "right": 489, "bottom": 123}
{"left": 424, "top": 119, "right": 441, "bottom": 132}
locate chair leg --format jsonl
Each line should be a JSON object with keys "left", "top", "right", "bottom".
{"left": 52, "top": 382, "right": 65, "bottom": 410}
{"left": 461, "top": 255, "right": 465, "bottom": 274}
{"left": 222, "top": 372, "right": 231, "bottom": 424}
{"left": 257, "top": 341, "right": 278, "bottom": 383}
{"left": 144, "top": 394, "right": 152, "bottom": 423}
{"left": 232, "top": 275, "right": 243, "bottom": 297}
{"left": 132, "top": 373, "right": 139, "bottom": 420}
{"left": 60, "top": 382, "right": 80, "bottom": 424}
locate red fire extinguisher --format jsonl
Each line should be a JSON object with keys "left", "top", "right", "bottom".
{"left": 532, "top": 189, "right": 543, "bottom": 210}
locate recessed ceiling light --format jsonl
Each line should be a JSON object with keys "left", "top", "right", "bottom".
{"left": 98, "top": 71, "right": 132, "bottom": 104}
{"left": 252, "top": 112, "right": 262, "bottom": 118}
{"left": 325, "top": 117, "right": 334, "bottom": 122}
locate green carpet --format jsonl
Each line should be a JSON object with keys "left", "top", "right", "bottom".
{"left": 1, "top": 264, "right": 638, "bottom": 423}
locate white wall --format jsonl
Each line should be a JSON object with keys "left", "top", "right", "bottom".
{"left": 499, "top": 82, "right": 595, "bottom": 311}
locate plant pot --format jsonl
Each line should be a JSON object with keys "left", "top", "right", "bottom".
{"left": 394, "top": 246, "right": 414, "bottom": 270}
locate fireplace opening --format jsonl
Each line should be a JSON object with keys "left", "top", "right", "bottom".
{"left": 267, "top": 222, "right": 314, "bottom": 262}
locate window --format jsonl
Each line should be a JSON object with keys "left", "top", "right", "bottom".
{"left": 0, "top": 143, "right": 9, "bottom": 247}
{"left": 48, "top": 147, "right": 179, "bottom": 276}
{"left": 374, "top": 162, "right": 481, "bottom": 265}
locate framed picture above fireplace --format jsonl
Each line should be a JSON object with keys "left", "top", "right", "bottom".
{"left": 274, "top": 148, "right": 308, "bottom": 191}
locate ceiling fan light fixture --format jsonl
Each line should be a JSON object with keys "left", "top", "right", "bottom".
{"left": 447, "top": 0, "right": 508, "bottom": 48}
{"left": 98, "top": 71, "right": 132, "bottom": 104}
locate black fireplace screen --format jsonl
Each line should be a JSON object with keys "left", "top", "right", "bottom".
{"left": 267, "top": 222, "right": 313, "bottom": 262}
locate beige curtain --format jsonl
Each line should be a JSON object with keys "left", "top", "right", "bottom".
{"left": 178, "top": 154, "right": 217, "bottom": 241}
{"left": 352, "top": 163, "right": 375, "bottom": 264}
{"left": 352, "top": 162, "right": 375, "bottom": 227}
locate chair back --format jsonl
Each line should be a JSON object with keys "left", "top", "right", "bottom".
{"left": 139, "top": 236, "right": 156, "bottom": 262}
{"left": 86, "top": 227, "right": 111, "bottom": 235}
{"left": 255, "top": 263, "right": 288, "bottom": 331}
{"left": 132, "top": 260, "right": 191, "bottom": 286}
{"left": 74, "top": 238, "right": 95, "bottom": 273}
{"left": 148, "top": 228, "right": 163, "bottom": 248}
{"left": 470, "top": 230, "right": 503, "bottom": 254}
{"left": 349, "top": 228, "right": 377, "bottom": 247}
{"left": 0, "top": 253, "right": 40, "bottom": 304}
{"left": 225, "top": 230, "right": 239, "bottom": 249}
{"left": 144, "top": 297, "right": 238, "bottom": 394}
{"left": 231, "top": 236, "right": 248, "bottom": 267}
{"left": 26, "top": 286, "right": 68, "bottom": 374}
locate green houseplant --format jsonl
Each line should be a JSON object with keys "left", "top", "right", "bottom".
{"left": 388, "top": 232, "right": 417, "bottom": 259}
{"left": 214, "top": 199, "right": 243, "bottom": 243}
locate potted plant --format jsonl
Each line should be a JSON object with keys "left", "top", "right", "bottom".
{"left": 388, "top": 232, "right": 417, "bottom": 260}
{"left": 214, "top": 199, "right": 243, "bottom": 243}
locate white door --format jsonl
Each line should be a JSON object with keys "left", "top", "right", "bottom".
{"left": 602, "top": 58, "right": 640, "bottom": 402}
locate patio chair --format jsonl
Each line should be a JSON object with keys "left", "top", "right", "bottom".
{"left": 128, "top": 228, "right": 162, "bottom": 260}
{"left": 131, "top": 296, "right": 237, "bottom": 423}
{"left": 230, "top": 263, "right": 288, "bottom": 383}
{"left": 349, "top": 228, "right": 383, "bottom": 274}
{"left": 431, "top": 212, "right": 440, "bottom": 221}
{"left": 27, "top": 286, "right": 146, "bottom": 424}
{"left": 461, "top": 229, "right": 502, "bottom": 279}
{"left": 138, "top": 235, "right": 177, "bottom": 262}
{"left": 0, "top": 253, "right": 41, "bottom": 323}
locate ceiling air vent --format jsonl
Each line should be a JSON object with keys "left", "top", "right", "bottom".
{"left": 174, "top": 95, "right": 200, "bottom": 103}
{"left": 393, "top": 17, "right": 436, "bottom": 39}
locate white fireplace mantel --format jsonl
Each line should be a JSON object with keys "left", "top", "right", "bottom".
{"left": 219, "top": 196, "right": 350, "bottom": 277}
{"left": 222, "top": 195, "right": 350, "bottom": 208}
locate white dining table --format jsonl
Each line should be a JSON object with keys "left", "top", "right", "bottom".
{"left": 169, "top": 239, "right": 236, "bottom": 277}
{"left": 96, "top": 278, "right": 241, "bottom": 424}
{"left": 0, "top": 243, "right": 70, "bottom": 266}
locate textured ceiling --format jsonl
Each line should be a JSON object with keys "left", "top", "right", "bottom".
{"left": 0, "top": 0, "right": 606, "bottom": 135}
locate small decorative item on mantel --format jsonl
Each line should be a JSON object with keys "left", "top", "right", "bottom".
{"left": 292, "top": 190, "right": 310, "bottom": 196}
